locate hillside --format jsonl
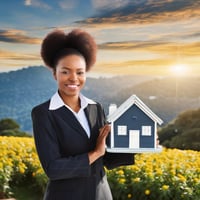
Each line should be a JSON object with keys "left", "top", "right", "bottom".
{"left": 0, "top": 67, "right": 57, "bottom": 131}
{"left": 158, "top": 108, "right": 200, "bottom": 150}
{"left": 0, "top": 66, "right": 199, "bottom": 132}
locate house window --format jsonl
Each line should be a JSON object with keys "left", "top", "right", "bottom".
{"left": 117, "top": 125, "right": 127, "bottom": 135}
{"left": 142, "top": 126, "right": 151, "bottom": 136}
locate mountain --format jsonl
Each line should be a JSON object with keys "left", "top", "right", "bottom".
{"left": 0, "top": 66, "right": 57, "bottom": 131}
{"left": 0, "top": 66, "right": 199, "bottom": 132}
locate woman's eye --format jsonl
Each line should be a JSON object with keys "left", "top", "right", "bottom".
{"left": 61, "top": 71, "right": 69, "bottom": 74}
{"left": 77, "top": 71, "right": 84, "bottom": 75}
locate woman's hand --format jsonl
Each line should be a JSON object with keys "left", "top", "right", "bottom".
{"left": 88, "top": 124, "right": 110, "bottom": 164}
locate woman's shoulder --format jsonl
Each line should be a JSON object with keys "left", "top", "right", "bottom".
{"left": 31, "top": 100, "right": 50, "bottom": 115}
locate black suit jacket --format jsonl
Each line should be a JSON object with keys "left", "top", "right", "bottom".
{"left": 32, "top": 100, "right": 134, "bottom": 200}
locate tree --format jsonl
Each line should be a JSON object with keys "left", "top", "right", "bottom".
{"left": 0, "top": 118, "right": 20, "bottom": 132}
{"left": 169, "top": 128, "right": 200, "bottom": 151}
{"left": 0, "top": 118, "right": 30, "bottom": 137}
{"left": 158, "top": 109, "right": 200, "bottom": 151}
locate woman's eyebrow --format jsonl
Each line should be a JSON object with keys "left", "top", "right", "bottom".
{"left": 61, "top": 66, "right": 84, "bottom": 71}
{"left": 61, "top": 66, "right": 70, "bottom": 70}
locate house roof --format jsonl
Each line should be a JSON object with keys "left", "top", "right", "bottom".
{"left": 107, "top": 95, "right": 163, "bottom": 125}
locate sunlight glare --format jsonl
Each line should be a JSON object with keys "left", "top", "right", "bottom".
{"left": 170, "top": 64, "right": 188, "bottom": 76}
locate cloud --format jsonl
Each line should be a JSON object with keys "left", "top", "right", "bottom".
{"left": 94, "top": 58, "right": 174, "bottom": 76}
{"left": 98, "top": 39, "right": 200, "bottom": 58}
{"left": 98, "top": 40, "right": 165, "bottom": 50}
{"left": 58, "top": 0, "right": 77, "bottom": 10}
{"left": 0, "top": 49, "right": 39, "bottom": 61}
{"left": 0, "top": 49, "right": 40, "bottom": 70}
{"left": 24, "top": 0, "right": 51, "bottom": 10}
{"left": 98, "top": 40, "right": 171, "bottom": 52}
{"left": 0, "top": 49, "right": 42, "bottom": 70}
{"left": 0, "top": 29, "right": 41, "bottom": 44}
{"left": 77, "top": 0, "right": 200, "bottom": 26}
{"left": 91, "top": 0, "right": 131, "bottom": 10}
{"left": 25, "top": 0, "right": 31, "bottom": 6}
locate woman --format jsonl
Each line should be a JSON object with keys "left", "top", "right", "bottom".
{"left": 32, "top": 29, "right": 134, "bottom": 200}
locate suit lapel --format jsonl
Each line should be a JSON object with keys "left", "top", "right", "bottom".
{"left": 84, "top": 104, "right": 101, "bottom": 143}
{"left": 53, "top": 104, "right": 101, "bottom": 140}
{"left": 84, "top": 104, "right": 98, "bottom": 131}
{"left": 54, "top": 106, "right": 89, "bottom": 139}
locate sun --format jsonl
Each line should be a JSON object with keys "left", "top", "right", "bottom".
{"left": 170, "top": 64, "right": 188, "bottom": 76}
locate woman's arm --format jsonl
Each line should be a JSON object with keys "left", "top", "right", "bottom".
{"left": 32, "top": 105, "right": 91, "bottom": 181}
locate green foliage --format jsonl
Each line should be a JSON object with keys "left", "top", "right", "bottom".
{"left": 169, "top": 128, "right": 200, "bottom": 150}
{"left": 158, "top": 108, "right": 200, "bottom": 151}
{"left": 0, "top": 118, "right": 30, "bottom": 137}
{"left": 0, "top": 118, "right": 20, "bottom": 132}
{"left": 12, "top": 184, "right": 43, "bottom": 200}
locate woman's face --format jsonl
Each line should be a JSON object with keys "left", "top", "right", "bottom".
{"left": 54, "top": 54, "right": 86, "bottom": 98}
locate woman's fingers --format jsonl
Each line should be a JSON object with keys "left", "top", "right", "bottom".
{"left": 99, "top": 124, "right": 111, "bottom": 138}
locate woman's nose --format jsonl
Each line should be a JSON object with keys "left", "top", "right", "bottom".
{"left": 69, "top": 73, "right": 77, "bottom": 81}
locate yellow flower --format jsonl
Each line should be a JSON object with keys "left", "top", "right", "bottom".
{"left": 162, "top": 185, "right": 169, "bottom": 190}
{"left": 32, "top": 172, "right": 36, "bottom": 177}
{"left": 145, "top": 189, "right": 151, "bottom": 195}
{"left": 118, "top": 178, "right": 126, "bottom": 184}
{"left": 193, "top": 178, "right": 199, "bottom": 183}
{"left": 177, "top": 174, "right": 186, "bottom": 182}
{"left": 169, "top": 169, "right": 176, "bottom": 176}
{"left": 19, "top": 166, "right": 25, "bottom": 174}
{"left": 133, "top": 177, "right": 140, "bottom": 182}
{"left": 156, "top": 168, "right": 163, "bottom": 175}
{"left": 0, "top": 163, "right": 3, "bottom": 171}
{"left": 127, "top": 193, "right": 132, "bottom": 198}
{"left": 117, "top": 169, "right": 124, "bottom": 176}
{"left": 130, "top": 165, "right": 140, "bottom": 171}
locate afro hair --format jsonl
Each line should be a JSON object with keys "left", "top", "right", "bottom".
{"left": 41, "top": 29, "right": 97, "bottom": 71}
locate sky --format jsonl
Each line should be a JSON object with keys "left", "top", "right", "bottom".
{"left": 0, "top": 0, "right": 200, "bottom": 77}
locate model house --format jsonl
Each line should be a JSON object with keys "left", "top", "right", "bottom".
{"left": 106, "top": 95, "right": 163, "bottom": 153}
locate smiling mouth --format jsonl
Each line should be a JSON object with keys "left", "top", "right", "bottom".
{"left": 65, "top": 84, "right": 80, "bottom": 89}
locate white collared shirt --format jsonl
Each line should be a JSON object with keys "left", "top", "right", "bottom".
{"left": 49, "top": 92, "right": 96, "bottom": 138}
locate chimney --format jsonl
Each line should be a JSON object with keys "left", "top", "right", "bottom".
{"left": 109, "top": 104, "right": 117, "bottom": 115}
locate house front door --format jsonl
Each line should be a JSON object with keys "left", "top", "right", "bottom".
{"left": 129, "top": 130, "right": 140, "bottom": 148}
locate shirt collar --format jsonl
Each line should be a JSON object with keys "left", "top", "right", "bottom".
{"left": 49, "top": 91, "right": 96, "bottom": 110}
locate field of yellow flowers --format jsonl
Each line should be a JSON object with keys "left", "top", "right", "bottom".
{"left": 107, "top": 149, "right": 200, "bottom": 200}
{"left": 0, "top": 136, "right": 200, "bottom": 200}
{"left": 0, "top": 136, "right": 46, "bottom": 199}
